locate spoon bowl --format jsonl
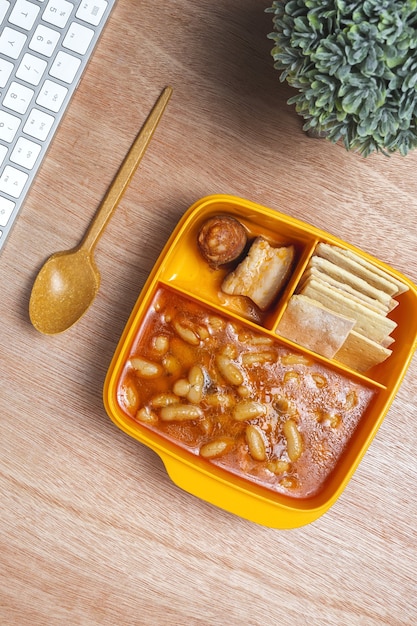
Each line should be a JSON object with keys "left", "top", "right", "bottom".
{"left": 30, "top": 247, "right": 100, "bottom": 334}
{"left": 29, "top": 87, "right": 172, "bottom": 334}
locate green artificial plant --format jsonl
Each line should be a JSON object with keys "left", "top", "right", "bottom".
{"left": 267, "top": 0, "right": 417, "bottom": 156}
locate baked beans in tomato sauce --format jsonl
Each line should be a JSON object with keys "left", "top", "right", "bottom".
{"left": 117, "top": 287, "right": 375, "bottom": 498}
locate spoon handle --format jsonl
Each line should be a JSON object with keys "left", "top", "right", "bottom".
{"left": 81, "top": 86, "right": 173, "bottom": 252}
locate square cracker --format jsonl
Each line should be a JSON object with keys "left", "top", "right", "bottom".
{"left": 335, "top": 246, "right": 409, "bottom": 296}
{"left": 277, "top": 294, "right": 355, "bottom": 359}
{"left": 335, "top": 330, "right": 392, "bottom": 372}
{"left": 308, "top": 255, "right": 398, "bottom": 311}
{"left": 299, "top": 277, "right": 397, "bottom": 344}
{"left": 315, "top": 243, "right": 400, "bottom": 296}
{"left": 301, "top": 266, "right": 389, "bottom": 314}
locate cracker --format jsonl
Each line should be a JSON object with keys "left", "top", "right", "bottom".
{"left": 277, "top": 294, "right": 355, "bottom": 359}
{"left": 300, "top": 266, "right": 389, "bottom": 314}
{"left": 335, "top": 246, "right": 409, "bottom": 296}
{"left": 308, "top": 256, "right": 397, "bottom": 311}
{"left": 315, "top": 243, "right": 399, "bottom": 296}
{"left": 299, "top": 277, "right": 397, "bottom": 344}
{"left": 335, "top": 330, "right": 392, "bottom": 372}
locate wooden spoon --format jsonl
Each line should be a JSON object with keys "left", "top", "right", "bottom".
{"left": 29, "top": 86, "right": 172, "bottom": 335}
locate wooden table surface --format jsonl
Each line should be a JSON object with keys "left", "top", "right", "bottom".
{"left": 1, "top": 1, "right": 416, "bottom": 624}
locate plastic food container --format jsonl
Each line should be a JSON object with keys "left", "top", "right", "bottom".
{"left": 103, "top": 195, "right": 417, "bottom": 528}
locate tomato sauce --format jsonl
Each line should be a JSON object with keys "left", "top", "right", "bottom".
{"left": 117, "top": 287, "right": 375, "bottom": 498}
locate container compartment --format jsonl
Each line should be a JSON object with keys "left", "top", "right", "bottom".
{"left": 158, "top": 200, "right": 315, "bottom": 330}
{"left": 113, "top": 284, "right": 380, "bottom": 501}
{"left": 273, "top": 238, "right": 417, "bottom": 386}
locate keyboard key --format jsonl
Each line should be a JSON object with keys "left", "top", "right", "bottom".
{"left": 49, "top": 50, "right": 81, "bottom": 84}
{"left": 36, "top": 79, "right": 68, "bottom": 112}
{"left": 9, "top": 0, "right": 41, "bottom": 31}
{"left": 23, "top": 108, "right": 54, "bottom": 141}
{"left": 0, "top": 1, "right": 11, "bottom": 25}
{"left": 0, "top": 27, "right": 27, "bottom": 60}
{"left": 76, "top": 0, "right": 108, "bottom": 27}
{"left": 62, "top": 21, "right": 94, "bottom": 55}
{"left": 0, "top": 196, "right": 15, "bottom": 227}
{"left": 29, "top": 24, "right": 60, "bottom": 57}
{"left": 16, "top": 53, "right": 48, "bottom": 86}
{"left": 3, "top": 81, "right": 34, "bottom": 114}
{"left": 0, "top": 110, "right": 21, "bottom": 142}
{"left": 0, "top": 58, "right": 14, "bottom": 89}
{"left": 0, "top": 165, "right": 28, "bottom": 198}
{"left": 42, "top": 0, "right": 73, "bottom": 28}
{"left": 0, "top": 144, "right": 8, "bottom": 167}
{"left": 11, "top": 136, "right": 42, "bottom": 169}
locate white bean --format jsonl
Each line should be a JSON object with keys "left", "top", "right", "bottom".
{"left": 281, "top": 354, "right": 311, "bottom": 366}
{"left": 207, "top": 316, "right": 226, "bottom": 332}
{"left": 162, "top": 355, "right": 181, "bottom": 375}
{"left": 238, "top": 334, "right": 274, "bottom": 346}
{"left": 283, "top": 419, "right": 303, "bottom": 461}
{"left": 136, "top": 407, "right": 158, "bottom": 424}
{"left": 187, "top": 387, "right": 202, "bottom": 404}
{"left": 150, "top": 393, "right": 179, "bottom": 408}
{"left": 246, "top": 425, "right": 267, "bottom": 461}
{"left": 188, "top": 365, "right": 204, "bottom": 386}
{"left": 200, "top": 437, "right": 234, "bottom": 459}
{"left": 311, "top": 373, "right": 327, "bottom": 388}
{"left": 205, "top": 393, "right": 235, "bottom": 409}
{"left": 160, "top": 404, "right": 203, "bottom": 421}
{"left": 153, "top": 335, "right": 169, "bottom": 354}
{"left": 187, "top": 365, "right": 204, "bottom": 404}
{"left": 344, "top": 390, "right": 358, "bottom": 410}
{"left": 283, "top": 370, "right": 300, "bottom": 384}
{"left": 233, "top": 400, "right": 267, "bottom": 422}
{"left": 121, "top": 383, "right": 139, "bottom": 411}
{"left": 173, "top": 320, "right": 200, "bottom": 345}
{"left": 241, "top": 351, "right": 275, "bottom": 366}
{"left": 267, "top": 459, "right": 291, "bottom": 474}
{"left": 216, "top": 355, "right": 244, "bottom": 386}
{"left": 197, "top": 325, "right": 209, "bottom": 341}
{"left": 237, "top": 385, "right": 251, "bottom": 398}
{"left": 273, "top": 395, "right": 297, "bottom": 416}
{"left": 130, "top": 357, "right": 163, "bottom": 379}
{"left": 199, "top": 417, "right": 214, "bottom": 436}
{"left": 173, "top": 378, "right": 190, "bottom": 397}
{"left": 280, "top": 476, "right": 298, "bottom": 489}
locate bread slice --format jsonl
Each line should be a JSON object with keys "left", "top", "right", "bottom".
{"left": 221, "top": 237, "right": 294, "bottom": 310}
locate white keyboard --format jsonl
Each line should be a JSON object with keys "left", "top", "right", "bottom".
{"left": 0, "top": 0, "right": 117, "bottom": 254}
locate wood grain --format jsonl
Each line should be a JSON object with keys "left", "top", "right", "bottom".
{"left": 1, "top": 1, "right": 416, "bottom": 624}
